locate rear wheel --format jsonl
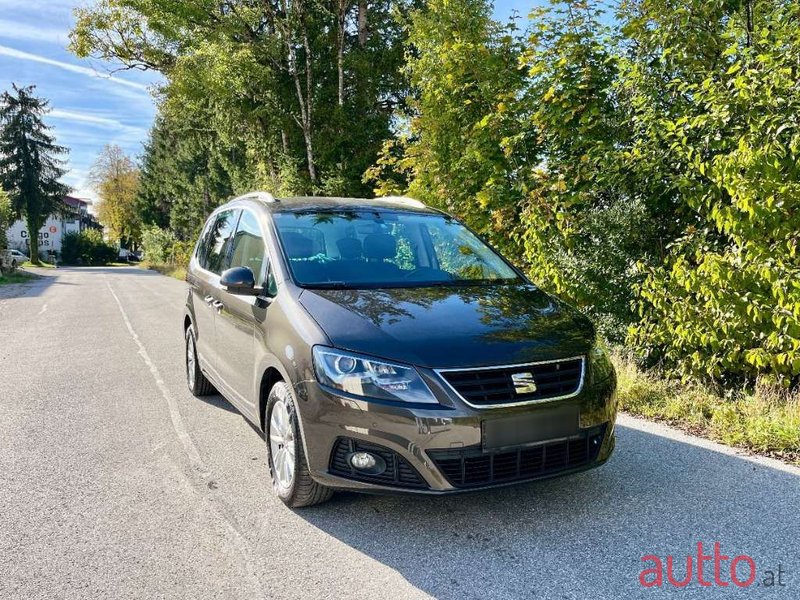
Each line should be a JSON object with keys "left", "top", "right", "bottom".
{"left": 266, "top": 382, "right": 333, "bottom": 507}
{"left": 185, "top": 326, "right": 215, "bottom": 396}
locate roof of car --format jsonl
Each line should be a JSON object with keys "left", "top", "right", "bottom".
{"left": 227, "top": 193, "right": 443, "bottom": 216}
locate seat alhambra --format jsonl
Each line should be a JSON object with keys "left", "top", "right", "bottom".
{"left": 184, "top": 192, "right": 617, "bottom": 507}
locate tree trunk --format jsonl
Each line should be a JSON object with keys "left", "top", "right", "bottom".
{"left": 358, "top": 0, "right": 368, "bottom": 47}
{"left": 337, "top": 0, "right": 347, "bottom": 106}
{"left": 26, "top": 215, "right": 40, "bottom": 265}
{"left": 281, "top": 0, "right": 317, "bottom": 187}
{"left": 302, "top": 25, "right": 317, "bottom": 187}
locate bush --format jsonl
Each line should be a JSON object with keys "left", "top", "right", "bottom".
{"left": 141, "top": 226, "right": 193, "bottom": 280}
{"left": 0, "top": 189, "right": 11, "bottom": 253}
{"left": 140, "top": 225, "right": 177, "bottom": 264}
{"left": 61, "top": 230, "right": 117, "bottom": 266}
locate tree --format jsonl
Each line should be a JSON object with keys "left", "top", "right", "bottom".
{"left": 71, "top": 0, "right": 411, "bottom": 196}
{"left": 0, "top": 85, "right": 69, "bottom": 265}
{"left": 91, "top": 145, "right": 141, "bottom": 248}
{"left": 0, "top": 188, "right": 12, "bottom": 252}
{"left": 366, "top": 0, "right": 532, "bottom": 259}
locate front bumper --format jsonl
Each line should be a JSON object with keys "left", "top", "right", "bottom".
{"left": 293, "top": 367, "right": 617, "bottom": 494}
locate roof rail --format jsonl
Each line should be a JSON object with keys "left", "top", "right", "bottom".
{"left": 379, "top": 195, "right": 426, "bottom": 209}
{"left": 238, "top": 191, "right": 277, "bottom": 203}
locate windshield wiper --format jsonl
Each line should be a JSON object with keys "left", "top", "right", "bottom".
{"left": 305, "top": 281, "right": 353, "bottom": 289}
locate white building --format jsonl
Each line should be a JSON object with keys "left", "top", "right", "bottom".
{"left": 5, "top": 195, "right": 97, "bottom": 258}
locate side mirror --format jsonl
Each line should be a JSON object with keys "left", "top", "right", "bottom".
{"left": 220, "top": 266, "right": 258, "bottom": 295}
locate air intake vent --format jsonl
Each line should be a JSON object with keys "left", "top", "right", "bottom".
{"left": 428, "top": 425, "right": 606, "bottom": 489}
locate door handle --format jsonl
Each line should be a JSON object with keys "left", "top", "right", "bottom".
{"left": 204, "top": 295, "right": 214, "bottom": 305}
{"left": 212, "top": 300, "right": 224, "bottom": 312}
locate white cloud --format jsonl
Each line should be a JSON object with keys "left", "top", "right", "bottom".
{"left": 0, "top": 45, "right": 150, "bottom": 92}
{"left": 0, "top": 19, "right": 67, "bottom": 45}
{"left": 49, "top": 108, "right": 149, "bottom": 137}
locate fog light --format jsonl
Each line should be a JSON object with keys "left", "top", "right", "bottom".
{"left": 350, "top": 452, "right": 377, "bottom": 470}
{"left": 348, "top": 451, "right": 387, "bottom": 475}
{"left": 590, "top": 435, "right": 603, "bottom": 448}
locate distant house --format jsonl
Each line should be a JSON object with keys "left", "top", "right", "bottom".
{"left": 5, "top": 195, "right": 102, "bottom": 257}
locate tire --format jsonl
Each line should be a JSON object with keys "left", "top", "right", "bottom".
{"left": 266, "top": 381, "right": 333, "bottom": 508}
{"left": 185, "top": 326, "right": 215, "bottom": 396}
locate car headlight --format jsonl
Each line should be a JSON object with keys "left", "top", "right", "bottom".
{"left": 312, "top": 346, "right": 438, "bottom": 404}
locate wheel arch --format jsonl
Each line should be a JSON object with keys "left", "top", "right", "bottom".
{"left": 259, "top": 367, "right": 284, "bottom": 431}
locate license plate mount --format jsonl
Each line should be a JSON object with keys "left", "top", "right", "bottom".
{"left": 482, "top": 404, "right": 579, "bottom": 450}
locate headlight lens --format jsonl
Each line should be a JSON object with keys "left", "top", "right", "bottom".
{"left": 312, "top": 346, "right": 438, "bottom": 404}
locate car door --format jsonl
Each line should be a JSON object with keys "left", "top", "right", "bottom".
{"left": 190, "top": 209, "right": 239, "bottom": 379}
{"left": 214, "top": 209, "right": 270, "bottom": 415}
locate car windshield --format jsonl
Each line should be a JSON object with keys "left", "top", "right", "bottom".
{"left": 273, "top": 210, "right": 522, "bottom": 288}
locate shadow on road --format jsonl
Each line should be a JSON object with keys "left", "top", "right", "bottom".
{"left": 296, "top": 425, "right": 799, "bottom": 599}
{"left": 0, "top": 269, "right": 59, "bottom": 299}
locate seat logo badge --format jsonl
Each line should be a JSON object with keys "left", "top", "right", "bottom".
{"left": 511, "top": 372, "right": 537, "bottom": 394}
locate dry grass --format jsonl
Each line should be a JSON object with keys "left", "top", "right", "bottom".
{"left": 142, "top": 262, "right": 187, "bottom": 281}
{"left": 614, "top": 354, "right": 800, "bottom": 465}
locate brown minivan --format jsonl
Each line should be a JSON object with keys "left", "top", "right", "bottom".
{"left": 184, "top": 192, "right": 617, "bottom": 507}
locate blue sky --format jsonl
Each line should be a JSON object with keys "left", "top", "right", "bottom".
{"left": 0, "top": 0, "right": 538, "bottom": 202}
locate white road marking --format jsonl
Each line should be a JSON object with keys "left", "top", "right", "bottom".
{"left": 37, "top": 303, "right": 47, "bottom": 316}
{"left": 106, "top": 281, "right": 209, "bottom": 477}
{"left": 105, "top": 280, "right": 266, "bottom": 596}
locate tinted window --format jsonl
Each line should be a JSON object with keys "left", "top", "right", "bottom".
{"left": 272, "top": 211, "right": 520, "bottom": 288}
{"left": 229, "top": 210, "right": 267, "bottom": 286}
{"left": 200, "top": 210, "right": 238, "bottom": 274}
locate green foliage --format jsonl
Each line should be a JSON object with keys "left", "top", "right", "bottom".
{"left": 61, "top": 230, "right": 117, "bottom": 266}
{"left": 625, "top": 0, "right": 800, "bottom": 386}
{"left": 72, "top": 0, "right": 412, "bottom": 205}
{"left": 0, "top": 189, "right": 11, "bottom": 251}
{"left": 69, "top": 0, "right": 800, "bottom": 389}
{"left": 0, "top": 85, "right": 69, "bottom": 265}
{"left": 141, "top": 225, "right": 193, "bottom": 267}
{"left": 366, "top": 0, "right": 531, "bottom": 258}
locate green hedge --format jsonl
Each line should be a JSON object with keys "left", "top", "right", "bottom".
{"left": 61, "top": 230, "right": 117, "bottom": 266}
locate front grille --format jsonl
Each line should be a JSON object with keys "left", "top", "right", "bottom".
{"left": 438, "top": 357, "right": 584, "bottom": 407}
{"left": 428, "top": 425, "right": 606, "bottom": 488}
{"left": 329, "top": 438, "right": 428, "bottom": 489}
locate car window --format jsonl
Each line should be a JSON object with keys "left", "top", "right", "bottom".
{"left": 228, "top": 210, "right": 267, "bottom": 286}
{"left": 199, "top": 210, "right": 239, "bottom": 274}
{"left": 272, "top": 211, "right": 520, "bottom": 288}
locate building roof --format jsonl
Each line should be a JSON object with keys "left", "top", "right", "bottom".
{"left": 63, "top": 195, "right": 89, "bottom": 209}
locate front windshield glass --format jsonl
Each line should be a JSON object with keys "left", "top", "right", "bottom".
{"left": 272, "top": 210, "right": 521, "bottom": 288}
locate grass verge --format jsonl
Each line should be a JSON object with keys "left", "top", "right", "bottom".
{"left": 614, "top": 354, "right": 800, "bottom": 465}
{"left": 0, "top": 270, "right": 39, "bottom": 285}
{"left": 23, "top": 261, "right": 55, "bottom": 269}
{"left": 142, "top": 262, "right": 186, "bottom": 281}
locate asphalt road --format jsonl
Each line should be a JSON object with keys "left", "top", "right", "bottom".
{"left": 0, "top": 267, "right": 798, "bottom": 600}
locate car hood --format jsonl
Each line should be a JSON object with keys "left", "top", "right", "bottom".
{"left": 298, "top": 284, "right": 594, "bottom": 369}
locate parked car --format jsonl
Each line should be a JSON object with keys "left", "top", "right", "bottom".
{"left": 184, "top": 193, "right": 617, "bottom": 507}
{"left": 117, "top": 248, "right": 141, "bottom": 263}
{"left": 8, "top": 249, "right": 28, "bottom": 269}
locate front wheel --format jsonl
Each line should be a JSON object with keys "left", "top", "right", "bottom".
{"left": 266, "top": 382, "right": 333, "bottom": 508}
